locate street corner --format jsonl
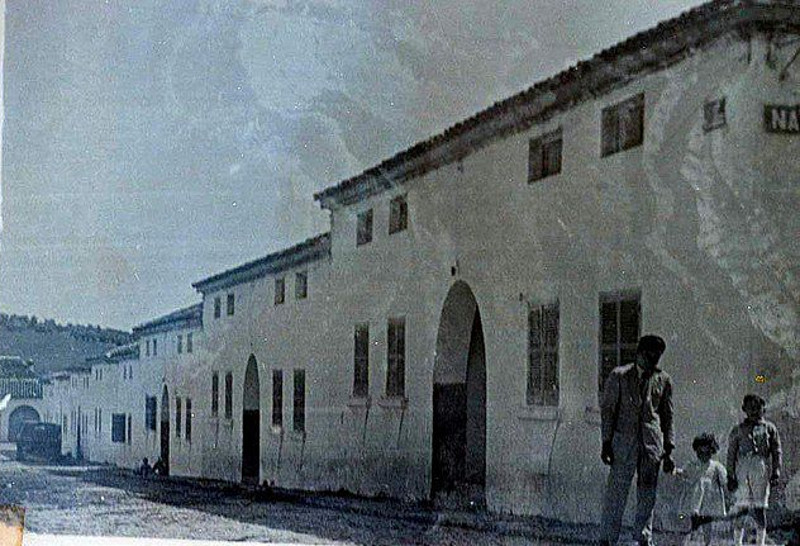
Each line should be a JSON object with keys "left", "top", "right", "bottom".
{"left": 0, "top": 503, "right": 25, "bottom": 546}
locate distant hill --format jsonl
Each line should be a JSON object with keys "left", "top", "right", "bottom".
{"left": 0, "top": 313, "right": 132, "bottom": 374}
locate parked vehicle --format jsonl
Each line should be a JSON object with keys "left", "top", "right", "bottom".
{"left": 16, "top": 422, "right": 62, "bottom": 462}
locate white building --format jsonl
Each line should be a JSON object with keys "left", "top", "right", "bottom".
{"left": 41, "top": 0, "right": 799, "bottom": 527}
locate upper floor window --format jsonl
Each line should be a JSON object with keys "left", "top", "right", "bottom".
{"left": 145, "top": 340, "right": 150, "bottom": 357}
{"left": 601, "top": 93, "right": 644, "bottom": 157}
{"left": 356, "top": 209, "right": 373, "bottom": 246}
{"left": 527, "top": 301, "right": 560, "bottom": 406}
{"left": 153, "top": 339, "right": 157, "bottom": 357}
{"left": 274, "top": 277, "right": 285, "bottom": 305}
{"left": 599, "top": 291, "right": 641, "bottom": 393}
{"left": 295, "top": 271, "right": 308, "bottom": 300}
{"left": 185, "top": 399, "right": 192, "bottom": 442}
{"left": 528, "top": 128, "right": 563, "bottom": 183}
{"left": 177, "top": 334, "right": 183, "bottom": 354}
{"left": 389, "top": 195, "right": 408, "bottom": 234}
{"left": 704, "top": 97, "right": 726, "bottom": 132}
{"left": 226, "top": 293, "right": 235, "bottom": 316}
{"left": 214, "top": 297, "right": 221, "bottom": 319}
{"left": 145, "top": 396, "right": 157, "bottom": 431}
{"left": 187, "top": 333, "right": 193, "bottom": 354}
{"left": 386, "top": 318, "right": 406, "bottom": 398}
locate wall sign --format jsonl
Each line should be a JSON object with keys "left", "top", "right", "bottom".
{"left": 764, "top": 105, "right": 800, "bottom": 133}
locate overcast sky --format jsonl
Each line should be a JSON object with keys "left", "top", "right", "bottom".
{"left": 0, "top": 0, "right": 708, "bottom": 330}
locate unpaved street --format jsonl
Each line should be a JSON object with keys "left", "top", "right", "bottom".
{"left": 0, "top": 454, "right": 587, "bottom": 545}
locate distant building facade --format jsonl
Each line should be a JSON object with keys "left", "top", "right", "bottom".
{"left": 0, "top": 356, "right": 44, "bottom": 442}
{"left": 39, "top": 0, "right": 799, "bottom": 527}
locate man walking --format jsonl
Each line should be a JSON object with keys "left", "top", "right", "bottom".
{"left": 600, "top": 335, "right": 674, "bottom": 546}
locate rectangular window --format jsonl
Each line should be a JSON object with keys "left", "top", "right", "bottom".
{"left": 145, "top": 396, "right": 157, "bottom": 431}
{"left": 111, "top": 414, "right": 126, "bottom": 443}
{"left": 704, "top": 97, "right": 726, "bottom": 132}
{"left": 153, "top": 339, "right": 157, "bottom": 357}
{"left": 211, "top": 373, "right": 219, "bottom": 417}
{"left": 293, "top": 369, "right": 305, "bottom": 433}
{"left": 146, "top": 340, "right": 150, "bottom": 357}
{"left": 295, "top": 271, "right": 308, "bottom": 300}
{"left": 527, "top": 302, "right": 560, "bottom": 406}
{"left": 528, "top": 128, "right": 563, "bottom": 183}
{"left": 127, "top": 414, "right": 132, "bottom": 445}
{"left": 177, "top": 334, "right": 183, "bottom": 354}
{"left": 272, "top": 370, "right": 283, "bottom": 428}
{"left": 353, "top": 324, "right": 369, "bottom": 398}
{"left": 356, "top": 209, "right": 373, "bottom": 246}
{"left": 224, "top": 372, "right": 233, "bottom": 419}
{"left": 599, "top": 291, "right": 642, "bottom": 393}
{"left": 386, "top": 318, "right": 406, "bottom": 397}
{"left": 227, "top": 293, "right": 235, "bottom": 316}
{"left": 187, "top": 333, "right": 193, "bottom": 354}
{"left": 389, "top": 195, "right": 408, "bottom": 234}
{"left": 129, "top": 365, "right": 133, "bottom": 381}
{"left": 175, "top": 397, "right": 182, "bottom": 438}
{"left": 185, "top": 399, "right": 192, "bottom": 442}
{"left": 99, "top": 408, "right": 102, "bottom": 434}
{"left": 123, "top": 366, "right": 127, "bottom": 380}
{"left": 601, "top": 93, "right": 644, "bottom": 157}
{"left": 274, "top": 277, "right": 285, "bottom": 305}
{"left": 62, "top": 415, "right": 67, "bottom": 435}
{"left": 214, "top": 297, "right": 221, "bottom": 319}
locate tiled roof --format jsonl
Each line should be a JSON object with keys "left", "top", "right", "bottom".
{"left": 133, "top": 304, "right": 203, "bottom": 337}
{"left": 0, "top": 357, "right": 38, "bottom": 379}
{"left": 314, "top": 0, "right": 800, "bottom": 208}
{"left": 105, "top": 342, "right": 141, "bottom": 362}
{"left": 192, "top": 232, "right": 331, "bottom": 294}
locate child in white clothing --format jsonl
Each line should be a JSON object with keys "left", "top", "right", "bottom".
{"left": 680, "top": 433, "right": 727, "bottom": 545}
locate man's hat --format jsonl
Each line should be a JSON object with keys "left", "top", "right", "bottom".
{"left": 637, "top": 335, "right": 666, "bottom": 356}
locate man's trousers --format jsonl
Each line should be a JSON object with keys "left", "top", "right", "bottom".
{"left": 601, "top": 435, "right": 661, "bottom": 545}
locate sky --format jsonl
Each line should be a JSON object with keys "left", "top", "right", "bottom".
{"left": 0, "top": 0, "right": 708, "bottom": 331}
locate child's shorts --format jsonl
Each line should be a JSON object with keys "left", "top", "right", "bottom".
{"left": 735, "top": 455, "right": 770, "bottom": 509}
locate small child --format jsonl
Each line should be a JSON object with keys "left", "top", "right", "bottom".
{"left": 679, "top": 433, "right": 728, "bottom": 545}
{"left": 727, "top": 394, "right": 783, "bottom": 546}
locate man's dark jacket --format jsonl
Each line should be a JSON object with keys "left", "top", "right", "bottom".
{"left": 600, "top": 363, "right": 674, "bottom": 462}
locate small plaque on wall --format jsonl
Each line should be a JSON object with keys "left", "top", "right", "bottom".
{"left": 764, "top": 105, "right": 800, "bottom": 133}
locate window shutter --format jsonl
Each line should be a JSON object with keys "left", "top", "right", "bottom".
{"left": 527, "top": 306, "right": 542, "bottom": 405}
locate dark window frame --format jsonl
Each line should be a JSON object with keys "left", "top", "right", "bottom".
{"left": 388, "top": 195, "right": 408, "bottom": 234}
{"left": 601, "top": 93, "right": 645, "bottom": 157}
{"left": 386, "top": 317, "right": 406, "bottom": 398}
{"left": 527, "top": 301, "right": 560, "bottom": 406}
{"left": 226, "top": 293, "right": 235, "bottom": 316}
{"left": 353, "top": 323, "right": 369, "bottom": 398}
{"left": 598, "top": 290, "right": 642, "bottom": 394}
{"left": 295, "top": 271, "right": 308, "bottom": 300}
{"left": 177, "top": 334, "right": 183, "bottom": 354}
{"left": 185, "top": 398, "right": 192, "bottom": 442}
{"left": 704, "top": 97, "right": 726, "bottom": 132}
{"left": 213, "top": 297, "right": 221, "bottom": 319}
{"left": 274, "top": 277, "right": 285, "bottom": 306}
{"left": 111, "top": 413, "right": 126, "bottom": 444}
{"left": 145, "top": 396, "right": 157, "bottom": 431}
{"left": 528, "top": 128, "right": 563, "bottom": 183}
{"left": 175, "top": 397, "right": 182, "bottom": 438}
{"left": 293, "top": 369, "right": 306, "bottom": 433}
{"left": 356, "top": 209, "right": 374, "bottom": 246}
{"left": 224, "top": 372, "right": 233, "bottom": 419}
{"left": 211, "top": 372, "right": 219, "bottom": 417}
{"left": 272, "top": 370, "right": 283, "bottom": 429}
{"left": 187, "top": 333, "right": 193, "bottom": 353}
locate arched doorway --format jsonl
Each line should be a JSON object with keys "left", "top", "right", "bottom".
{"left": 8, "top": 405, "right": 40, "bottom": 442}
{"left": 432, "top": 281, "right": 487, "bottom": 506}
{"left": 160, "top": 386, "right": 170, "bottom": 475}
{"left": 242, "top": 355, "right": 260, "bottom": 484}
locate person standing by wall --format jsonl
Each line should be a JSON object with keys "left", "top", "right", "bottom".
{"left": 599, "top": 335, "right": 674, "bottom": 546}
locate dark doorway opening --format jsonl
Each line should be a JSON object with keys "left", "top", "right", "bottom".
{"left": 432, "top": 281, "right": 486, "bottom": 508}
{"left": 242, "top": 355, "right": 260, "bottom": 484}
{"left": 9, "top": 405, "right": 40, "bottom": 442}
{"left": 160, "top": 386, "right": 170, "bottom": 476}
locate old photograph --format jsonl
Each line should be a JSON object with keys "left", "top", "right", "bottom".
{"left": 0, "top": 1, "right": 798, "bottom": 545}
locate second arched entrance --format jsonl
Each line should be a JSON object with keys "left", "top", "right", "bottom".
{"left": 432, "top": 281, "right": 486, "bottom": 506}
